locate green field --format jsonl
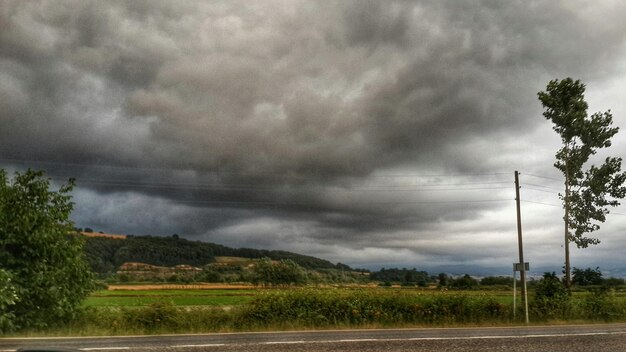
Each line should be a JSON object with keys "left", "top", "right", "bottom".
{"left": 87, "top": 287, "right": 509, "bottom": 307}
{"left": 85, "top": 286, "right": 626, "bottom": 309}
{"left": 85, "top": 289, "right": 257, "bottom": 307}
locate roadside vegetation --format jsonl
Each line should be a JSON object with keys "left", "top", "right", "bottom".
{"left": 10, "top": 283, "right": 626, "bottom": 336}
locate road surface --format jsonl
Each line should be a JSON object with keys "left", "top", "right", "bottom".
{"left": 2, "top": 324, "right": 626, "bottom": 352}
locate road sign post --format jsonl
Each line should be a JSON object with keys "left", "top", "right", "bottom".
{"left": 513, "top": 262, "right": 529, "bottom": 322}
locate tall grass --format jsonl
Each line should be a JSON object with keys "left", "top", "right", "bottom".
{"left": 237, "top": 289, "right": 510, "bottom": 329}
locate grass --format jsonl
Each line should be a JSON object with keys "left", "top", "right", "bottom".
{"left": 84, "top": 289, "right": 256, "bottom": 307}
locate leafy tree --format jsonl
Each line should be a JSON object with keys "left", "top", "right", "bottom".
{"left": 437, "top": 273, "right": 449, "bottom": 287}
{"left": 572, "top": 267, "right": 604, "bottom": 286}
{"left": 480, "top": 276, "right": 514, "bottom": 287}
{"left": 0, "top": 169, "right": 95, "bottom": 330}
{"left": 449, "top": 274, "right": 479, "bottom": 289}
{"left": 370, "top": 268, "right": 431, "bottom": 286}
{"left": 252, "top": 257, "right": 307, "bottom": 286}
{"left": 538, "top": 78, "right": 626, "bottom": 287}
{"left": 0, "top": 269, "right": 17, "bottom": 333}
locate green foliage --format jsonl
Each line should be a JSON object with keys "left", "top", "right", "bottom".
{"left": 603, "top": 277, "right": 625, "bottom": 287}
{"left": 84, "top": 290, "right": 253, "bottom": 307}
{"left": 252, "top": 258, "right": 307, "bottom": 286}
{"left": 237, "top": 289, "right": 509, "bottom": 328}
{"left": 67, "top": 304, "right": 234, "bottom": 335}
{"left": 579, "top": 288, "right": 625, "bottom": 321}
{"left": 370, "top": 268, "right": 432, "bottom": 287}
{"left": 449, "top": 274, "right": 479, "bottom": 290}
{"left": 0, "top": 269, "right": 17, "bottom": 333}
{"left": 572, "top": 267, "right": 604, "bottom": 286}
{"left": 538, "top": 78, "right": 626, "bottom": 248}
{"left": 122, "top": 300, "right": 180, "bottom": 331}
{"left": 83, "top": 236, "right": 339, "bottom": 275}
{"left": 530, "top": 272, "right": 571, "bottom": 320}
{"left": 0, "top": 169, "right": 95, "bottom": 330}
{"left": 480, "top": 276, "right": 514, "bottom": 287}
{"left": 437, "top": 273, "right": 449, "bottom": 287}
{"left": 12, "top": 287, "right": 626, "bottom": 335}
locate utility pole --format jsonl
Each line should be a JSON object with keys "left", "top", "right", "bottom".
{"left": 514, "top": 171, "right": 529, "bottom": 324}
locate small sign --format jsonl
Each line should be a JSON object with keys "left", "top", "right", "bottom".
{"left": 513, "top": 262, "right": 529, "bottom": 272}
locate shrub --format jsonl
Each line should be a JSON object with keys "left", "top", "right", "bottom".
{"left": 530, "top": 272, "right": 571, "bottom": 320}
{"left": 579, "top": 288, "right": 625, "bottom": 321}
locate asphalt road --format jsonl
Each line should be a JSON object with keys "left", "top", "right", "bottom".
{"left": 2, "top": 324, "right": 626, "bottom": 352}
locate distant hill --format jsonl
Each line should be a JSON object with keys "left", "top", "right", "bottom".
{"left": 82, "top": 234, "right": 342, "bottom": 274}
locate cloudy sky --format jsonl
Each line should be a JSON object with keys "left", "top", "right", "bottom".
{"left": 2, "top": 0, "right": 626, "bottom": 274}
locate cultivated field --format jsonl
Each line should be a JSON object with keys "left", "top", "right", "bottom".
{"left": 85, "top": 288, "right": 256, "bottom": 307}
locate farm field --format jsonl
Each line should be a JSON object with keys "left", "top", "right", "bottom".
{"left": 86, "top": 284, "right": 626, "bottom": 308}
{"left": 86, "top": 285, "right": 521, "bottom": 308}
{"left": 85, "top": 288, "right": 258, "bottom": 307}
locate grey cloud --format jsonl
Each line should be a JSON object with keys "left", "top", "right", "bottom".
{"left": 2, "top": 0, "right": 626, "bottom": 269}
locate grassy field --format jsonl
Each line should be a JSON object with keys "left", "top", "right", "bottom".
{"left": 85, "top": 286, "right": 527, "bottom": 308}
{"left": 85, "top": 289, "right": 257, "bottom": 307}
{"left": 86, "top": 285, "right": 626, "bottom": 308}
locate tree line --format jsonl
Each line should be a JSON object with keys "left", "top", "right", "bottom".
{"left": 83, "top": 234, "right": 343, "bottom": 275}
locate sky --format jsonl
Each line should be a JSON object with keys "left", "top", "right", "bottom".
{"left": 2, "top": 0, "right": 626, "bottom": 275}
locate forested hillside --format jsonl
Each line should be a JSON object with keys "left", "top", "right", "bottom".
{"left": 83, "top": 235, "right": 340, "bottom": 274}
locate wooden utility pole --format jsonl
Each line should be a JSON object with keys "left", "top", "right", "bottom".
{"left": 514, "top": 171, "right": 529, "bottom": 323}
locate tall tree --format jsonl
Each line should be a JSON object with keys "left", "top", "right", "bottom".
{"left": 538, "top": 78, "right": 626, "bottom": 287}
{"left": 0, "top": 169, "right": 95, "bottom": 330}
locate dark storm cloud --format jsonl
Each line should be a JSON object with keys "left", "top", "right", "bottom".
{"left": 2, "top": 0, "right": 626, "bottom": 267}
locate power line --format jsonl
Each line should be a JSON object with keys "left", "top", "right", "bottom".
{"left": 59, "top": 178, "right": 511, "bottom": 194}
{"left": 2, "top": 157, "right": 511, "bottom": 180}
{"left": 173, "top": 198, "right": 513, "bottom": 207}
{"left": 520, "top": 199, "right": 561, "bottom": 208}
{"left": 4, "top": 158, "right": 515, "bottom": 206}
{"left": 368, "top": 172, "right": 510, "bottom": 178}
{"left": 522, "top": 187, "right": 560, "bottom": 195}
{"left": 52, "top": 175, "right": 511, "bottom": 189}
{"left": 523, "top": 183, "right": 563, "bottom": 192}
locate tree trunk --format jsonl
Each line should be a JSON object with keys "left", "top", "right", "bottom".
{"left": 564, "top": 161, "right": 571, "bottom": 288}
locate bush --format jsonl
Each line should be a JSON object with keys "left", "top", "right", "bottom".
{"left": 530, "top": 272, "right": 571, "bottom": 320}
{"left": 579, "top": 288, "right": 625, "bottom": 321}
{"left": 572, "top": 267, "right": 604, "bottom": 286}
{"left": 123, "top": 300, "right": 181, "bottom": 331}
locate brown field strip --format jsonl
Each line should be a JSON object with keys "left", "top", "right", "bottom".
{"left": 106, "top": 283, "right": 255, "bottom": 290}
